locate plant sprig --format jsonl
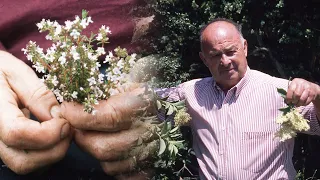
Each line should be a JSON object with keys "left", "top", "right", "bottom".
{"left": 22, "top": 10, "right": 136, "bottom": 114}
{"left": 275, "top": 88, "right": 310, "bottom": 141}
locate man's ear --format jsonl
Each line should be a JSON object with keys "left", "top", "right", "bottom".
{"left": 199, "top": 52, "right": 208, "bottom": 67}
{"left": 243, "top": 39, "right": 248, "bottom": 57}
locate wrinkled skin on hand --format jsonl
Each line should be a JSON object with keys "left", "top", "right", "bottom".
{"left": 61, "top": 83, "right": 159, "bottom": 179}
{"left": 286, "top": 78, "right": 320, "bottom": 107}
{"left": 0, "top": 51, "right": 72, "bottom": 174}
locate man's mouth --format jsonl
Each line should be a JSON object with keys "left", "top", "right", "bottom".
{"left": 221, "top": 68, "right": 234, "bottom": 72}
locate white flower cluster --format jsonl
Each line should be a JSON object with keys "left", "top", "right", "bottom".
{"left": 104, "top": 47, "right": 137, "bottom": 96}
{"left": 174, "top": 108, "right": 191, "bottom": 126}
{"left": 274, "top": 108, "right": 310, "bottom": 142}
{"left": 22, "top": 10, "right": 136, "bottom": 113}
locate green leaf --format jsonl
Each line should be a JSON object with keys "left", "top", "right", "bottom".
{"left": 279, "top": 106, "right": 291, "bottom": 114}
{"left": 161, "top": 121, "right": 169, "bottom": 135}
{"left": 173, "top": 145, "right": 179, "bottom": 155}
{"left": 167, "top": 105, "right": 174, "bottom": 115}
{"left": 158, "top": 138, "right": 166, "bottom": 155}
{"left": 172, "top": 100, "right": 186, "bottom": 107}
{"left": 82, "top": 9, "right": 88, "bottom": 18}
{"left": 165, "top": 102, "right": 170, "bottom": 109}
{"left": 168, "top": 143, "right": 174, "bottom": 155}
{"left": 170, "top": 133, "right": 182, "bottom": 138}
{"left": 169, "top": 126, "right": 180, "bottom": 133}
{"left": 277, "top": 88, "right": 287, "bottom": 98}
{"left": 156, "top": 100, "right": 162, "bottom": 110}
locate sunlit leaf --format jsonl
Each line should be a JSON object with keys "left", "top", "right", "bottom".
{"left": 156, "top": 100, "right": 162, "bottom": 110}
{"left": 169, "top": 126, "right": 180, "bottom": 133}
{"left": 158, "top": 138, "right": 166, "bottom": 155}
{"left": 167, "top": 105, "right": 174, "bottom": 115}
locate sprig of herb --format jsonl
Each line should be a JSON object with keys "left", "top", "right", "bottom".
{"left": 275, "top": 88, "right": 310, "bottom": 141}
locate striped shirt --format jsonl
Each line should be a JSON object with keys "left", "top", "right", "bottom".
{"left": 160, "top": 67, "right": 320, "bottom": 180}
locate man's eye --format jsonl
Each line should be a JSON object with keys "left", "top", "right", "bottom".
{"left": 226, "top": 51, "right": 236, "bottom": 56}
{"left": 210, "top": 53, "right": 220, "bottom": 58}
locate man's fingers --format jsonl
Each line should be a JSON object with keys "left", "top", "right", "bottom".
{"left": 286, "top": 81, "right": 296, "bottom": 104}
{"left": 74, "top": 121, "right": 154, "bottom": 161}
{"left": 0, "top": 135, "right": 72, "bottom": 175}
{"left": 100, "top": 140, "right": 158, "bottom": 176}
{"left": 0, "top": 108, "right": 70, "bottom": 149}
{"left": 115, "top": 169, "right": 154, "bottom": 180}
{"left": 0, "top": 51, "right": 59, "bottom": 121}
{"left": 61, "top": 92, "right": 148, "bottom": 131}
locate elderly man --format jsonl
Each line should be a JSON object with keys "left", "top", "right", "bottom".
{"left": 158, "top": 18, "right": 320, "bottom": 179}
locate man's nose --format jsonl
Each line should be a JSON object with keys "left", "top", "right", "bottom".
{"left": 220, "top": 54, "right": 231, "bottom": 66}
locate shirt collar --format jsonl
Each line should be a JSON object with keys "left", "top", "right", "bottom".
{"left": 212, "top": 66, "right": 252, "bottom": 98}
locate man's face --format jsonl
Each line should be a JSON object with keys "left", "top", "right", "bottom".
{"left": 199, "top": 21, "right": 248, "bottom": 91}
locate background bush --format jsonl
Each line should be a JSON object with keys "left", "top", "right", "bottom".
{"left": 133, "top": 0, "right": 320, "bottom": 179}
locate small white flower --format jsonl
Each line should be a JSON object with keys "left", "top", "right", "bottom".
{"left": 98, "top": 74, "right": 105, "bottom": 83}
{"left": 103, "top": 51, "right": 113, "bottom": 63}
{"left": 96, "top": 47, "right": 106, "bottom": 55}
{"left": 87, "top": 52, "right": 97, "bottom": 61}
{"left": 36, "top": 19, "right": 46, "bottom": 30}
{"left": 54, "top": 24, "right": 62, "bottom": 36}
{"left": 70, "top": 46, "right": 80, "bottom": 60}
{"left": 53, "top": 89, "right": 64, "bottom": 103}
{"left": 116, "top": 59, "right": 124, "bottom": 69}
{"left": 95, "top": 62, "right": 101, "bottom": 69}
{"left": 112, "top": 67, "right": 121, "bottom": 75}
{"left": 60, "top": 42, "right": 67, "bottom": 48}
{"left": 96, "top": 33, "right": 103, "bottom": 41}
{"left": 26, "top": 54, "right": 33, "bottom": 61}
{"left": 51, "top": 75, "right": 59, "bottom": 86}
{"left": 65, "top": 20, "right": 73, "bottom": 30}
{"left": 21, "top": 48, "right": 28, "bottom": 54}
{"left": 70, "top": 29, "right": 80, "bottom": 39}
{"left": 58, "top": 52, "right": 67, "bottom": 65}
{"left": 32, "top": 62, "right": 45, "bottom": 73}
{"left": 71, "top": 91, "right": 78, "bottom": 99}
{"left": 73, "top": 15, "right": 80, "bottom": 23}
{"left": 72, "top": 52, "right": 80, "bottom": 61}
{"left": 45, "top": 35, "right": 52, "bottom": 40}
{"left": 87, "top": 77, "right": 96, "bottom": 86}
{"left": 80, "top": 19, "right": 88, "bottom": 28}
{"left": 100, "top": 25, "right": 112, "bottom": 34}
{"left": 80, "top": 87, "right": 84, "bottom": 91}
{"left": 87, "top": 17, "right": 93, "bottom": 24}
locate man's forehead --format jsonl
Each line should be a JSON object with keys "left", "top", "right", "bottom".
{"left": 204, "top": 22, "right": 240, "bottom": 40}
{"left": 215, "top": 27, "right": 228, "bottom": 38}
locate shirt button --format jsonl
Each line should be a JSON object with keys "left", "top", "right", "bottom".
{"left": 219, "top": 149, "right": 224, "bottom": 155}
{"left": 221, "top": 126, "right": 225, "bottom": 131}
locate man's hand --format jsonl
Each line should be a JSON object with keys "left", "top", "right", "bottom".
{"left": 0, "top": 51, "right": 72, "bottom": 174}
{"left": 286, "top": 78, "right": 320, "bottom": 107}
{"left": 61, "top": 84, "right": 158, "bottom": 178}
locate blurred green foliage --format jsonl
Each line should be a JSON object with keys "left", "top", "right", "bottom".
{"left": 140, "top": 0, "right": 320, "bottom": 87}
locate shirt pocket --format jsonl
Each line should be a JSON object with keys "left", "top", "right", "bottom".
{"left": 240, "top": 131, "right": 286, "bottom": 173}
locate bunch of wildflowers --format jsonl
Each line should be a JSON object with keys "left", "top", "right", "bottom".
{"left": 22, "top": 10, "right": 136, "bottom": 114}
{"left": 23, "top": 10, "right": 193, "bottom": 179}
{"left": 274, "top": 88, "right": 310, "bottom": 141}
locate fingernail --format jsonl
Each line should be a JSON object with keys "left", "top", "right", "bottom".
{"left": 60, "top": 123, "right": 70, "bottom": 139}
{"left": 50, "top": 105, "right": 61, "bottom": 118}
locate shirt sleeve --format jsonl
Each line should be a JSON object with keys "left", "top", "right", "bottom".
{"left": 155, "top": 83, "right": 185, "bottom": 102}
{"left": 154, "top": 83, "right": 186, "bottom": 122}
{"left": 300, "top": 103, "right": 320, "bottom": 135}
